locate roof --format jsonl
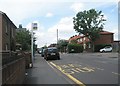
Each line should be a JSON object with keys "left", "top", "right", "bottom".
{"left": 69, "top": 35, "right": 80, "bottom": 41}
{"left": 100, "top": 31, "right": 114, "bottom": 35}
{"left": 0, "top": 11, "right": 17, "bottom": 29}
{"left": 0, "top": 11, "right": 5, "bottom": 14}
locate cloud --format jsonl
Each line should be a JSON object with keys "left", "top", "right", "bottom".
{"left": 25, "top": 17, "right": 77, "bottom": 48}
{"left": 71, "top": 3, "right": 84, "bottom": 13}
{"left": 46, "top": 13, "right": 53, "bottom": 17}
{"left": 48, "top": 17, "right": 76, "bottom": 39}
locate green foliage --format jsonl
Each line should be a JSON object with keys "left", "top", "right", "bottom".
{"left": 67, "top": 44, "right": 83, "bottom": 53}
{"left": 16, "top": 30, "right": 31, "bottom": 51}
{"left": 94, "top": 44, "right": 112, "bottom": 52}
{"left": 73, "top": 9, "right": 106, "bottom": 51}
{"left": 70, "top": 39, "right": 78, "bottom": 44}
{"left": 58, "top": 39, "right": 68, "bottom": 52}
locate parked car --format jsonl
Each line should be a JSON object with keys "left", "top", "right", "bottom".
{"left": 100, "top": 46, "right": 112, "bottom": 53}
{"left": 41, "top": 49, "right": 46, "bottom": 57}
{"left": 37, "top": 48, "right": 42, "bottom": 54}
{"left": 44, "top": 47, "right": 60, "bottom": 60}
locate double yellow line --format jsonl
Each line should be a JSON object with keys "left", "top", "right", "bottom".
{"left": 49, "top": 62, "right": 86, "bottom": 86}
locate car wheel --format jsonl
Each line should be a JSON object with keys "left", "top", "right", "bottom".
{"left": 46, "top": 57, "right": 48, "bottom": 61}
{"left": 57, "top": 56, "right": 60, "bottom": 60}
{"left": 102, "top": 50, "right": 105, "bottom": 53}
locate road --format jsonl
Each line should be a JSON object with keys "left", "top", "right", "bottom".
{"left": 24, "top": 53, "right": 119, "bottom": 86}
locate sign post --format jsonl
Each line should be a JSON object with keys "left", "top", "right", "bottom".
{"left": 31, "top": 23, "right": 37, "bottom": 65}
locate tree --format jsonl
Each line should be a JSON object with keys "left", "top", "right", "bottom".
{"left": 73, "top": 9, "right": 106, "bottom": 52}
{"left": 70, "top": 39, "right": 78, "bottom": 44}
{"left": 16, "top": 30, "right": 31, "bottom": 51}
{"left": 57, "top": 39, "right": 68, "bottom": 53}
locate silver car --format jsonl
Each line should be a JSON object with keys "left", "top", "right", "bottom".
{"left": 100, "top": 46, "right": 112, "bottom": 53}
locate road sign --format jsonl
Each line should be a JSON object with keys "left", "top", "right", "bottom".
{"left": 32, "top": 23, "right": 37, "bottom": 30}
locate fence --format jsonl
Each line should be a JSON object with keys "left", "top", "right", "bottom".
{"left": 2, "top": 55, "right": 25, "bottom": 85}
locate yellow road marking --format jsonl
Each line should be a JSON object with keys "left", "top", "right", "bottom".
{"left": 64, "top": 69, "right": 75, "bottom": 74}
{"left": 76, "top": 68, "right": 86, "bottom": 72}
{"left": 50, "top": 62, "right": 86, "bottom": 86}
{"left": 82, "top": 67, "right": 94, "bottom": 72}
{"left": 71, "top": 68, "right": 80, "bottom": 73}
{"left": 96, "top": 67, "right": 104, "bottom": 71}
{"left": 47, "top": 61, "right": 74, "bottom": 84}
{"left": 68, "top": 64, "right": 75, "bottom": 67}
{"left": 61, "top": 65, "right": 69, "bottom": 68}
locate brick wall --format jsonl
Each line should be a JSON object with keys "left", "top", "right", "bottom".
{"left": 2, "top": 57, "right": 25, "bottom": 85}
{"left": 94, "top": 34, "right": 113, "bottom": 45}
{"left": 0, "top": 14, "right": 2, "bottom": 52}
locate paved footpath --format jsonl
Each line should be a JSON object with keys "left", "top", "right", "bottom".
{"left": 23, "top": 54, "right": 74, "bottom": 84}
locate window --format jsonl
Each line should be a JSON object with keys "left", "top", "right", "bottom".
{"left": 84, "top": 37, "right": 86, "bottom": 41}
{"left": 88, "top": 43, "right": 91, "bottom": 48}
{"left": 80, "top": 39, "right": 82, "bottom": 42}
{"left": 12, "top": 28, "right": 14, "bottom": 38}
{"left": 5, "top": 43, "right": 8, "bottom": 51}
{"left": 5, "top": 25, "right": 8, "bottom": 34}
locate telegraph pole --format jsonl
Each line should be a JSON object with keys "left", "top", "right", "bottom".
{"left": 57, "top": 29, "right": 58, "bottom": 44}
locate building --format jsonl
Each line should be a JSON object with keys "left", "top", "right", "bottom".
{"left": 69, "top": 31, "right": 114, "bottom": 52}
{"left": 16, "top": 24, "right": 26, "bottom": 32}
{"left": 0, "top": 11, "right": 17, "bottom": 63}
{"left": 94, "top": 31, "right": 114, "bottom": 45}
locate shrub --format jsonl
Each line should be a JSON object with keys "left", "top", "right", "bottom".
{"left": 67, "top": 44, "right": 83, "bottom": 53}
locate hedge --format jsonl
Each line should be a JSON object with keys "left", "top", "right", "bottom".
{"left": 67, "top": 44, "right": 83, "bottom": 53}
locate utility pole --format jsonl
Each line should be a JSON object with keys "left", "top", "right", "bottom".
{"left": 57, "top": 29, "right": 58, "bottom": 47}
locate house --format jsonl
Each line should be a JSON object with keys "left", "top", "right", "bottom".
{"left": 16, "top": 24, "right": 26, "bottom": 32}
{"left": 69, "top": 31, "right": 114, "bottom": 52}
{"left": 0, "top": 11, "right": 17, "bottom": 62}
{"left": 94, "top": 31, "right": 114, "bottom": 45}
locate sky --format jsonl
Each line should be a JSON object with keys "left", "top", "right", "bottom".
{"left": 0, "top": 0, "right": 119, "bottom": 48}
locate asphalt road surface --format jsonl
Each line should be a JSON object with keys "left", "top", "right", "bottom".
{"left": 24, "top": 53, "right": 119, "bottom": 86}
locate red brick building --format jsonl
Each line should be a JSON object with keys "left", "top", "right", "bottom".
{"left": 94, "top": 31, "right": 114, "bottom": 45}
{"left": 69, "top": 31, "right": 114, "bottom": 51}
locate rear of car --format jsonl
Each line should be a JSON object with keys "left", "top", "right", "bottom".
{"left": 44, "top": 47, "right": 60, "bottom": 60}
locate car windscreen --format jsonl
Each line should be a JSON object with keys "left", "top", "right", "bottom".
{"left": 48, "top": 48, "right": 58, "bottom": 52}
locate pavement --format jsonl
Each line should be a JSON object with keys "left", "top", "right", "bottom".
{"left": 23, "top": 52, "right": 119, "bottom": 85}
{"left": 23, "top": 54, "right": 74, "bottom": 84}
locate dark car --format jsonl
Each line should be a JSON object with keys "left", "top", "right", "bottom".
{"left": 44, "top": 47, "right": 60, "bottom": 60}
{"left": 41, "top": 48, "right": 46, "bottom": 57}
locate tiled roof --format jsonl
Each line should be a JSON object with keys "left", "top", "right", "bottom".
{"left": 69, "top": 35, "right": 80, "bottom": 41}
{"left": 69, "top": 31, "right": 114, "bottom": 41}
